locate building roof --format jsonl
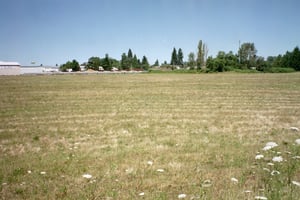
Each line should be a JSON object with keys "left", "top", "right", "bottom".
{"left": 0, "top": 61, "right": 21, "bottom": 66}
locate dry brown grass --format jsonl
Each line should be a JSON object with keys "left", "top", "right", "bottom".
{"left": 1, "top": 73, "right": 300, "bottom": 199}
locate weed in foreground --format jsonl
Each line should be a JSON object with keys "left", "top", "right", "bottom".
{"left": 253, "top": 137, "right": 300, "bottom": 199}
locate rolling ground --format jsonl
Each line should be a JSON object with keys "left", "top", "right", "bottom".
{"left": 1, "top": 73, "right": 300, "bottom": 199}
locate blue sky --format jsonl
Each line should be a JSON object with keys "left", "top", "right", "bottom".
{"left": 1, "top": 0, "right": 300, "bottom": 66}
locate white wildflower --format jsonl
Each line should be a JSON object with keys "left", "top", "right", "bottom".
{"left": 27, "top": 170, "right": 32, "bottom": 174}
{"left": 267, "top": 162, "right": 274, "bottom": 166}
{"left": 82, "top": 174, "right": 92, "bottom": 179}
{"left": 295, "top": 139, "right": 300, "bottom": 145}
{"left": 40, "top": 171, "right": 46, "bottom": 175}
{"left": 147, "top": 161, "right": 153, "bottom": 166}
{"left": 266, "top": 141, "right": 278, "bottom": 147}
{"left": 262, "top": 146, "right": 272, "bottom": 151}
{"left": 178, "top": 194, "right": 187, "bottom": 199}
{"left": 255, "top": 196, "right": 267, "bottom": 200}
{"left": 263, "top": 142, "right": 278, "bottom": 151}
{"left": 292, "top": 181, "right": 300, "bottom": 187}
{"left": 255, "top": 154, "right": 264, "bottom": 160}
{"left": 231, "top": 177, "right": 238, "bottom": 184}
{"left": 290, "top": 127, "right": 299, "bottom": 132}
{"left": 272, "top": 156, "right": 283, "bottom": 162}
{"left": 244, "top": 190, "right": 252, "bottom": 193}
{"left": 156, "top": 169, "right": 164, "bottom": 173}
{"left": 292, "top": 156, "right": 300, "bottom": 159}
{"left": 139, "top": 192, "right": 145, "bottom": 196}
{"left": 271, "top": 170, "right": 280, "bottom": 175}
{"left": 263, "top": 168, "right": 270, "bottom": 172}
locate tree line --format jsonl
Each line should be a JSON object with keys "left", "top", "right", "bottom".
{"left": 166, "top": 41, "right": 300, "bottom": 73}
{"left": 60, "top": 49, "right": 149, "bottom": 72}
{"left": 206, "top": 44, "right": 300, "bottom": 72}
{"left": 167, "top": 40, "right": 208, "bottom": 70}
{"left": 60, "top": 40, "right": 300, "bottom": 73}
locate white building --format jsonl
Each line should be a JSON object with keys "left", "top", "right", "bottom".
{"left": 0, "top": 61, "right": 21, "bottom": 75}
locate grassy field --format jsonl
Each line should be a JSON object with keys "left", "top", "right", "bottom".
{"left": 1, "top": 73, "right": 300, "bottom": 199}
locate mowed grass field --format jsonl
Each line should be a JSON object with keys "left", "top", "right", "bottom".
{"left": 1, "top": 73, "right": 300, "bottom": 199}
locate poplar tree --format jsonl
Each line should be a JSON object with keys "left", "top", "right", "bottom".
{"left": 197, "top": 40, "right": 204, "bottom": 69}
{"left": 238, "top": 43, "right": 257, "bottom": 68}
{"left": 196, "top": 40, "right": 209, "bottom": 69}
{"left": 188, "top": 52, "right": 196, "bottom": 69}
{"left": 177, "top": 48, "right": 184, "bottom": 67}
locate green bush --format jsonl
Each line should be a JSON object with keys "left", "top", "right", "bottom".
{"left": 264, "top": 67, "right": 295, "bottom": 73}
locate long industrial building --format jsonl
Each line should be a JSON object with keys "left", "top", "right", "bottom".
{"left": 0, "top": 61, "right": 21, "bottom": 75}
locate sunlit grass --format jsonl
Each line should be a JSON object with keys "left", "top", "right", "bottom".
{"left": 1, "top": 73, "right": 300, "bottom": 199}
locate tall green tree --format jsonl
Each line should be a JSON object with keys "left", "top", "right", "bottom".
{"left": 267, "top": 47, "right": 300, "bottom": 71}
{"left": 187, "top": 52, "right": 196, "bottom": 69}
{"left": 71, "top": 59, "right": 80, "bottom": 71}
{"left": 141, "top": 55, "right": 149, "bottom": 70}
{"left": 102, "top": 54, "right": 112, "bottom": 71}
{"left": 121, "top": 53, "right": 130, "bottom": 70}
{"left": 217, "top": 51, "right": 226, "bottom": 60}
{"left": 238, "top": 42, "right": 257, "bottom": 68}
{"left": 132, "top": 54, "right": 139, "bottom": 69}
{"left": 127, "top": 49, "right": 133, "bottom": 59}
{"left": 225, "top": 51, "right": 239, "bottom": 67}
{"left": 87, "top": 57, "right": 101, "bottom": 70}
{"left": 273, "top": 55, "right": 283, "bottom": 68}
{"left": 127, "top": 49, "right": 134, "bottom": 69}
{"left": 206, "top": 56, "right": 225, "bottom": 72}
{"left": 255, "top": 56, "right": 267, "bottom": 71}
{"left": 111, "top": 59, "right": 120, "bottom": 70}
{"left": 281, "top": 51, "right": 292, "bottom": 68}
{"left": 177, "top": 48, "right": 184, "bottom": 67}
{"left": 291, "top": 46, "right": 300, "bottom": 70}
{"left": 171, "top": 47, "right": 178, "bottom": 66}
{"left": 154, "top": 59, "right": 159, "bottom": 66}
{"left": 197, "top": 40, "right": 206, "bottom": 69}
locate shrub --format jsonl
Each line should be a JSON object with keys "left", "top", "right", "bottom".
{"left": 264, "top": 67, "right": 295, "bottom": 73}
